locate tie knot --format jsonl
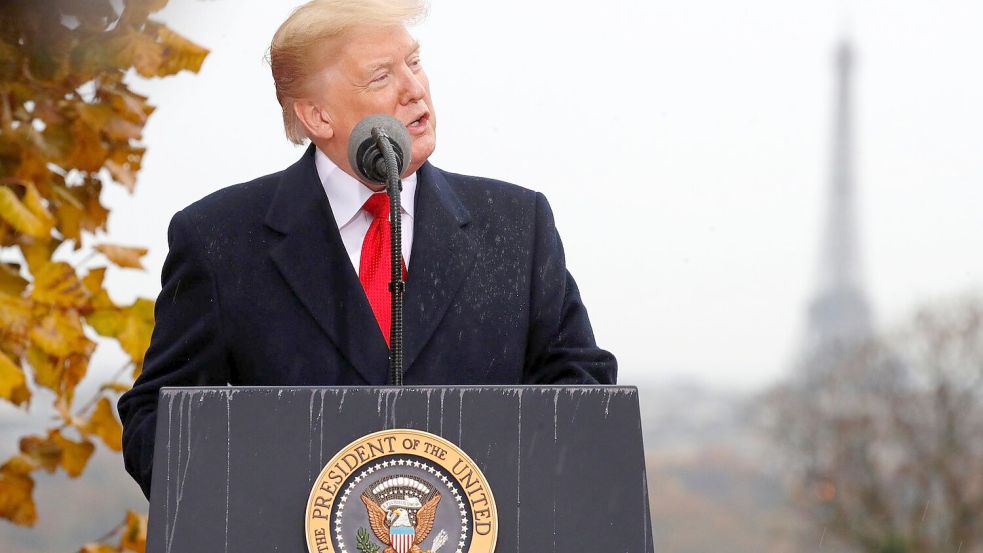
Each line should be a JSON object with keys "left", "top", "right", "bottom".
{"left": 362, "top": 193, "right": 390, "bottom": 220}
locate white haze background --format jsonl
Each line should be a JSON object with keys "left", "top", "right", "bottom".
{"left": 93, "top": 0, "right": 983, "bottom": 391}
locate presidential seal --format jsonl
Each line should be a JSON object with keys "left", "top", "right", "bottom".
{"left": 306, "top": 429, "right": 497, "bottom": 553}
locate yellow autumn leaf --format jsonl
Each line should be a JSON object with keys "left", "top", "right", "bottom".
{"left": 105, "top": 146, "right": 145, "bottom": 193}
{"left": 0, "top": 185, "right": 52, "bottom": 238}
{"left": 133, "top": 0, "right": 170, "bottom": 13}
{"left": 26, "top": 347, "right": 58, "bottom": 391}
{"left": 60, "top": 176, "right": 110, "bottom": 234}
{"left": 0, "top": 462, "right": 37, "bottom": 526}
{"left": 105, "top": 159, "right": 137, "bottom": 191}
{"left": 84, "top": 199, "right": 111, "bottom": 234}
{"left": 89, "top": 289, "right": 115, "bottom": 310}
{"left": 110, "top": 144, "right": 146, "bottom": 173}
{"left": 82, "top": 268, "right": 115, "bottom": 310}
{"left": 0, "top": 338, "right": 26, "bottom": 362}
{"left": 0, "top": 36, "right": 19, "bottom": 67}
{"left": 107, "top": 87, "right": 154, "bottom": 124}
{"left": 155, "top": 24, "right": 209, "bottom": 76}
{"left": 30, "top": 261, "right": 90, "bottom": 309}
{"left": 19, "top": 435, "right": 61, "bottom": 473}
{"left": 68, "top": 118, "right": 110, "bottom": 172}
{"left": 50, "top": 430, "right": 95, "bottom": 478}
{"left": 22, "top": 183, "right": 57, "bottom": 230}
{"left": 53, "top": 183, "right": 85, "bottom": 210}
{"left": 82, "top": 267, "right": 106, "bottom": 293}
{"left": 0, "top": 263, "right": 28, "bottom": 295}
{"left": 79, "top": 544, "right": 117, "bottom": 553}
{"left": 105, "top": 117, "right": 144, "bottom": 142}
{"left": 62, "top": 355, "right": 90, "bottom": 404}
{"left": 74, "top": 101, "right": 110, "bottom": 125}
{"left": 77, "top": 99, "right": 145, "bottom": 141}
{"left": 0, "top": 352, "right": 31, "bottom": 406}
{"left": 85, "top": 299, "right": 154, "bottom": 365}
{"left": 2, "top": 454, "right": 38, "bottom": 475}
{"left": 121, "top": 511, "right": 148, "bottom": 553}
{"left": 109, "top": 89, "right": 155, "bottom": 124}
{"left": 18, "top": 237, "right": 61, "bottom": 276}
{"left": 14, "top": 149, "right": 54, "bottom": 189}
{"left": 118, "top": 299, "right": 155, "bottom": 364}
{"left": 112, "top": 30, "right": 165, "bottom": 77}
{"left": 29, "top": 311, "right": 95, "bottom": 358}
{"left": 86, "top": 308, "right": 123, "bottom": 337}
{"left": 40, "top": 119, "right": 75, "bottom": 165}
{"left": 0, "top": 292, "right": 33, "bottom": 341}
{"left": 27, "top": 348, "right": 89, "bottom": 402}
{"left": 85, "top": 397, "right": 122, "bottom": 452}
{"left": 95, "top": 244, "right": 148, "bottom": 270}
{"left": 54, "top": 192, "right": 84, "bottom": 242}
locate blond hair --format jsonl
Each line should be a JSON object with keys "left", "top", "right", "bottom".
{"left": 268, "top": 0, "right": 428, "bottom": 144}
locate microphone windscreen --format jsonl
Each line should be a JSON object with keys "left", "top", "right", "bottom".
{"left": 347, "top": 114, "right": 413, "bottom": 183}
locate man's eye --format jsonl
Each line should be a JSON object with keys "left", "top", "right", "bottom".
{"left": 409, "top": 58, "right": 422, "bottom": 70}
{"left": 371, "top": 73, "right": 389, "bottom": 84}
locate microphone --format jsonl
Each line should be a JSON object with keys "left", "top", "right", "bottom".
{"left": 346, "top": 114, "right": 411, "bottom": 386}
{"left": 347, "top": 114, "right": 413, "bottom": 184}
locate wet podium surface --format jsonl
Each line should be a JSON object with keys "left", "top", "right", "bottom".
{"left": 148, "top": 386, "right": 653, "bottom": 552}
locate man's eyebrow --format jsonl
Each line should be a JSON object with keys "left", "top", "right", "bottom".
{"left": 362, "top": 42, "right": 422, "bottom": 74}
{"left": 364, "top": 57, "right": 395, "bottom": 73}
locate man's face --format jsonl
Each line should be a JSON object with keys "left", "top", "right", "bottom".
{"left": 305, "top": 25, "right": 436, "bottom": 182}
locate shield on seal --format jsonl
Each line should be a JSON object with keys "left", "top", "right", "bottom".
{"left": 390, "top": 526, "right": 415, "bottom": 553}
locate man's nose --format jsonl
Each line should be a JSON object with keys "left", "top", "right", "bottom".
{"left": 398, "top": 68, "right": 426, "bottom": 105}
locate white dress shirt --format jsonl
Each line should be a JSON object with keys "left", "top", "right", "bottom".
{"left": 314, "top": 147, "right": 416, "bottom": 274}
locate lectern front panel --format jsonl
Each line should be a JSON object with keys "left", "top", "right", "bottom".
{"left": 147, "top": 386, "right": 653, "bottom": 552}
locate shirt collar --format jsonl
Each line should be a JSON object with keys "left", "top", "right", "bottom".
{"left": 314, "top": 147, "right": 416, "bottom": 228}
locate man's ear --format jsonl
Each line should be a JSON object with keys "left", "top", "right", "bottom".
{"left": 293, "top": 99, "right": 335, "bottom": 141}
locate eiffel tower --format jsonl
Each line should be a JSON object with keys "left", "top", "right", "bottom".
{"left": 803, "top": 39, "right": 873, "bottom": 367}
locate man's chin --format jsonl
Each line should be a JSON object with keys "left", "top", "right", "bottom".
{"left": 409, "top": 138, "right": 436, "bottom": 173}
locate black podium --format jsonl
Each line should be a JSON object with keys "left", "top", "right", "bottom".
{"left": 147, "top": 386, "right": 653, "bottom": 552}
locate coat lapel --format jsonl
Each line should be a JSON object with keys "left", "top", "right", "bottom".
{"left": 403, "top": 162, "right": 478, "bottom": 372}
{"left": 264, "top": 146, "right": 390, "bottom": 385}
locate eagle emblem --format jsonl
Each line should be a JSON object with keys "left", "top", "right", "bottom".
{"left": 360, "top": 475, "right": 444, "bottom": 553}
{"left": 306, "top": 430, "right": 497, "bottom": 553}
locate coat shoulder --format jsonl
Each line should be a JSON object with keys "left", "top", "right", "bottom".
{"left": 175, "top": 169, "right": 284, "bottom": 235}
{"left": 433, "top": 167, "right": 542, "bottom": 224}
{"left": 436, "top": 167, "right": 539, "bottom": 202}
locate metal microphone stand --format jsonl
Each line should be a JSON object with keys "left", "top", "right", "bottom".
{"left": 371, "top": 128, "right": 405, "bottom": 386}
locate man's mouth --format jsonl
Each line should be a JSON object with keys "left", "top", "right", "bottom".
{"left": 407, "top": 112, "right": 429, "bottom": 131}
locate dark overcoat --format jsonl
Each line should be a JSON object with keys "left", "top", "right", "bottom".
{"left": 118, "top": 146, "right": 616, "bottom": 497}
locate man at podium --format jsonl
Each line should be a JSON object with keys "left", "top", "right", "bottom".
{"left": 119, "top": 0, "right": 616, "bottom": 498}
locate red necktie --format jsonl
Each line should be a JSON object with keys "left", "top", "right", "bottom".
{"left": 359, "top": 193, "right": 406, "bottom": 346}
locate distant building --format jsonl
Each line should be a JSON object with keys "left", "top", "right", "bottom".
{"left": 802, "top": 39, "right": 874, "bottom": 371}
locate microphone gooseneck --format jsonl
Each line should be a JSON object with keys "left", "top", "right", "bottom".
{"left": 346, "top": 115, "right": 411, "bottom": 386}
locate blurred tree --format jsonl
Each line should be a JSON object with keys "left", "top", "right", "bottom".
{"left": 766, "top": 297, "right": 983, "bottom": 553}
{"left": 0, "top": 0, "right": 206, "bottom": 550}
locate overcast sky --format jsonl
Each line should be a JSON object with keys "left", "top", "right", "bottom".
{"left": 87, "top": 0, "right": 983, "bottom": 391}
